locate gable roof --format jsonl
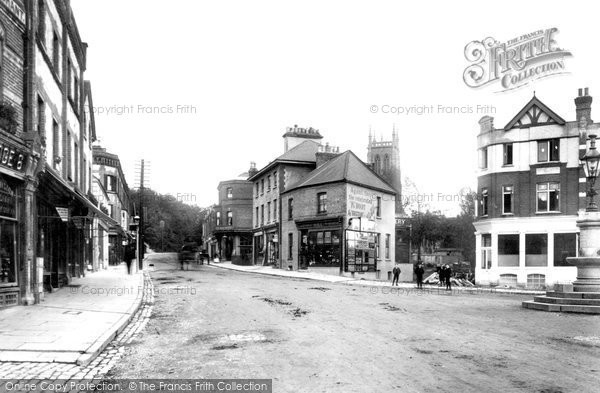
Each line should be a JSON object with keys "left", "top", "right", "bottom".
{"left": 248, "top": 140, "right": 319, "bottom": 181}
{"left": 284, "top": 150, "right": 396, "bottom": 195}
{"left": 504, "top": 95, "right": 566, "bottom": 130}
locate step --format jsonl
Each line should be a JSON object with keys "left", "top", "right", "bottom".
{"left": 545, "top": 291, "right": 600, "bottom": 299}
{"left": 534, "top": 296, "right": 600, "bottom": 306}
{"left": 522, "top": 300, "right": 600, "bottom": 314}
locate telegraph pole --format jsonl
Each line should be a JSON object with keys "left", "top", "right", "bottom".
{"left": 139, "top": 159, "right": 145, "bottom": 268}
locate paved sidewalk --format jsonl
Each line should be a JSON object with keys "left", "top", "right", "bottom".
{"left": 0, "top": 264, "right": 145, "bottom": 366}
{"left": 208, "top": 262, "right": 546, "bottom": 295}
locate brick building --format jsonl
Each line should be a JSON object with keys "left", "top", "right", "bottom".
{"left": 248, "top": 130, "right": 321, "bottom": 266}
{"left": 281, "top": 149, "right": 397, "bottom": 279}
{"left": 210, "top": 165, "right": 254, "bottom": 265}
{"left": 474, "top": 90, "right": 598, "bottom": 288}
{"left": 0, "top": 0, "right": 117, "bottom": 308}
{"left": 0, "top": 0, "right": 29, "bottom": 308}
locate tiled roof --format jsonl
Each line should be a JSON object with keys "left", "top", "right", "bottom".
{"left": 286, "top": 150, "right": 396, "bottom": 194}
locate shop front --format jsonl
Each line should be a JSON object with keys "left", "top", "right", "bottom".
{"left": 295, "top": 217, "right": 343, "bottom": 273}
{"left": 0, "top": 173, "right": 22, "bottom": 308}
{"left": 253, "top": 224, "right": 279, "bottom": 266}
{"left": 0, "top": 136, "right": 31, "bottom": 308}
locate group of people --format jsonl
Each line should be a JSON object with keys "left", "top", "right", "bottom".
{"left": 391, "top": 262, "right": 453, "bottom": 290}
{"left": 391, "top": 262, "right": 426, "bottom": 289}
{"left": 437, "top": 264, "right": 453, "bottom": 290}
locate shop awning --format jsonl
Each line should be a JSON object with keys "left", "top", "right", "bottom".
{"left": 40, "top": 168, "right": 119, "bottom": 228}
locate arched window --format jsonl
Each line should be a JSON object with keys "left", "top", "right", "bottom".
{"left": 384, "top": 154, "right": 390, "bottom": 172}
{"left": 374, "top": 155, "right": 381, "bottom": 173}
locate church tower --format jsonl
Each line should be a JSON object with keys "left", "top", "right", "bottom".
{"left": 367, "top": 126, "right": 403, "bottom": 216}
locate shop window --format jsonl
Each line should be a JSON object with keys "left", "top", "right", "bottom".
{"left": 481, "top": 234, "right": 492, "bottom": 269}
{"left": 0, "top": 220, "right": 17, "bottom": 286}
{"left": 499, "top": 274, "right": 517, "bottom": 287}
{"left": 227, "top": 187, "right": 233, "bottom": 199}
{"left": 317, "top": 192, "right": 327, "bottom": 214}
{"left": 525, "top": 234, "right": 547, "bottom": 266}
{"left": 288, "top": 198, "right": 293, "bottom": 220}
{"left": 502, "top": 186, "right": 513, "bottom": 214}
{"left": 227, "top": 211, "right": 232, "bottom": 226}
{"left": 480, "top": 188, "right": 488, "bottom": 216}
{"left": 497, "top": 234, "right": 519, "bottom": 267}
{"left": 527, "top": 274, "right": 546, "bottom": 288}
{"left": 537, "top": 183, "right": 560, "bottom": 212}
{"left": 554, "top": 233, "right": 577, "bottom": 267}
{"left": 538, "top": 139, "right": 560, "bottom": 162}
{"left": 503, "top": 143, "right": 513, "bottom": 165}
{"left": 300, "top": 230, "right": 341, "bottom": 268}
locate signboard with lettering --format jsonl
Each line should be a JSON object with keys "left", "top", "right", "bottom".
{"left": 55, "top": 207, "right": 69, "bottom": 222}
{"left": 345, "top": 229, "right": 377, "bottom": 273}
{"left": 0, "top": 140, "right": 27, "bottom": 174}
{"left": 0, "top": 176, "right": 16, "bottom": 219}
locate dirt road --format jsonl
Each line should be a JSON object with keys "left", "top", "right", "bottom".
{"left": 108, "top": 253, "right": 600, "bottom": 393}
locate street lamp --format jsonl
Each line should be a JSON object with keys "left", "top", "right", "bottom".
{"left": 582, "top": 134, "right": 600, "bottom": 212}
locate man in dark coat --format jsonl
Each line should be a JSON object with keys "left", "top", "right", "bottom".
{"left": 392, "top": 265, "right": 401, "bottom": 286}
{"left": 415, "top": 262, "right": 425, "bottom": 289}
{"left": 124, "top": 244, "right": 135, "bottom": 275}
{"left": 445, "top": 264, "right": 452, "bottom": 290}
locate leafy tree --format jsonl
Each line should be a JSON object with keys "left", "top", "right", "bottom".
{"left": 130, "top": 189, "right": 206, "bottom": 252}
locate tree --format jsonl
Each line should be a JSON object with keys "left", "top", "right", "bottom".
{"left": 130, "top": 189, "right": 206, "bottom": 252}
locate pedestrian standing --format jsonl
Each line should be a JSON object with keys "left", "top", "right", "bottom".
{"left": 445, "top": 264, "right": 453, "bottom": 290}
{"left": 124, "top": 244, "right": 135, "bottom": 275}
{"left": 415, "top": 263, "right": 425, "bottom": 289}
{"left": 392, "top": 266, "right": 401, "bottom": 286}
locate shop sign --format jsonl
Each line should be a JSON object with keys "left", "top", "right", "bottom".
{"left": 0, "top": 176, "right": 16, "bottom": 218}
{"left": 55, "top": 207, "right": 69, "bottom": 222}
{"left": 0, "top": 140, "right": 27, "bottom": 173}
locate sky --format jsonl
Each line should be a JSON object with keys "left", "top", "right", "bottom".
{"left": 70, "top": 0, "right": 598, "bottom": 216}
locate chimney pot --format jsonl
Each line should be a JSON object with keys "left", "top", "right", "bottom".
{"left": 579, "top": 88, "right": 583, "bottom": 97}
{"left": 585, "top": 87, "right": 589, "bottom": 96}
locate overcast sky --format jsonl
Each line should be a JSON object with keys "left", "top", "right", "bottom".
{"left": 70, "top": 0, "right": 597, "bottom": 215}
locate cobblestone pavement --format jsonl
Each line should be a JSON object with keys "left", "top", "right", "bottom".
{"left": 0, "top": 272, "right": 154, "bottom": 383}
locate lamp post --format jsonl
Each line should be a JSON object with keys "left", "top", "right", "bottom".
{"left": 582, "top": 134, "right": 600, "bottom": 212}
{"left": 132, "top": 215, "right": 141, "bottom": 271}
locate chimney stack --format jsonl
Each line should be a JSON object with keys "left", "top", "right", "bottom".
{"left": 478, "top": 116, "right": 494, "bottom": 133}
{"left": 248, "top": 162, "right": 257, "bottom": 178}
{"left": 316, "top": 144, "right": 340, "bottom": 167}
{"left": 575, "top": 87, "right": 593, "bottom": 126}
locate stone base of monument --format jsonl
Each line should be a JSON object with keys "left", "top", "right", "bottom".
{"left": 522, "top": 288, "right": 600, "bottom": 314}
{"left": 522, "top": 212, "right": 600, "bottom": 314}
